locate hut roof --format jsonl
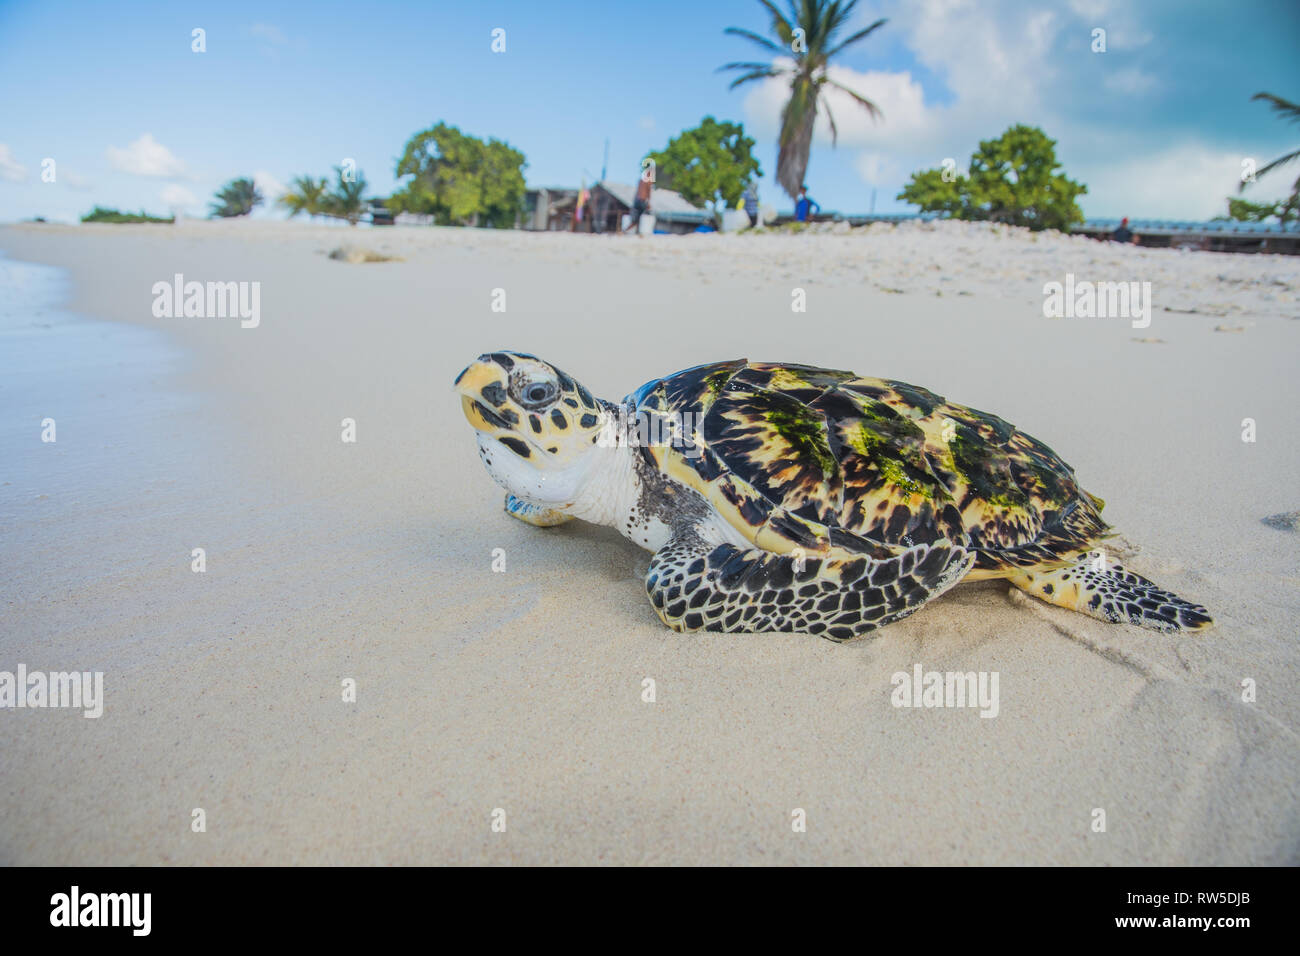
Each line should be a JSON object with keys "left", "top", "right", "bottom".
{"left": 595, "top": 181, "right": 709, "bottom": 221}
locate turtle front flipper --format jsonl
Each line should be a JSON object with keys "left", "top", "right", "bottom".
{"left": 504, "top": 494, "right": 573, "bottom": 527}
{"left": 1007, "top": 556, "right": 1213, "bottom": 632}
{"left": 645, "top": 528, "right": 973, "bottom": 642}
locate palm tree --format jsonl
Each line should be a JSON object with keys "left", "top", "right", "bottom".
{"left": 277, "top": 175, "right": 328, "bottom": 219}
{"left": 208, "top": 177, "right": 262, "bottom": 218}
{"left": 720, "top": 0, "right": 886, "bottom": 200}
{"left": 320, "top": 166, "right": 369, "bottom": 225}
{"left": 1240, "top": 92, "right": 1300, "bottom": 225}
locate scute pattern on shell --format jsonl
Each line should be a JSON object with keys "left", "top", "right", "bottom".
{"left": 631, "top": 359, "right": 1112, "bottom": 571}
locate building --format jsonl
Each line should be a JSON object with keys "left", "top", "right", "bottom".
{"left": 521, "top": 181, "right": 711, "bottom": 234}
{"left": 587, "top": 181, "right": 710, "bottom": 234}
{"left": 522, "top": 187, "right": 581, "bottom": 231}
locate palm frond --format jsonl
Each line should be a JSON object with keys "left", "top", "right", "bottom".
{"left": 816, "top": 0, "right": 841, "bottom": 50}
{"left": 722, "top": 26, "right": 783, "bottom": 54}
{"left": 717, "top": 60, "right": 783, "bottom": 73}
{"left": 1240, "top": 93, "right": 1300, "bottom": 192}
{"left": 826, "top": 17, "right": 887, "bottom": 57}
{"left": 822, "top": 95, "right": 839, "bottom": 147}
{"left": 723, "top": 0, "right": 889, "bottom": 197}
{"left": 1253, "top": 148, "right": 1300, "bottom": 179}
{"left": 826, "top": 78, "right": 882, "bottom": 121}
{"left": 756, "top": 0, "right": 795, "bottom": 45}
{"left": 1252, "top": 92, "right": 1300, "bottom": 123}
{"left": 727, "top": 68, "right": 784, "bottom": 90}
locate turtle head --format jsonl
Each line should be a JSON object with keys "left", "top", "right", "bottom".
{"left": 454, "top": 351, "right": 609, "bottom": 505}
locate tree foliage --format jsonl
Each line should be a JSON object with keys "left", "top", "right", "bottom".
{"left": 275, "top": 169, "right": 370, "bottom": 225}
{"left": 898, "top": 125, "right": 1087, "bottom": 231}
{"left": 1218, "top": 195, "right": 1298, "bottom": 227}
{"left": 388, "top": 123, "right": 526, "bottom": 227}
{"left": 209, "top": 177, "right": 262, "bottom": 218}
{"left": 720, "top": 0, "right": 887, "bottom": 200}
{"left": 81, "top": 206, "right": 173, "bottom": 224}
{"left": 647, "top": 117, "right": 761, "bottom": 210}
{"left": 277, "top": 175, "right": 329, "bottom": 219}
{"left": 1238, "top": 91, "right": 1299, "bottom": 225}
{"left": 320, "top": 166, "right": 369, "bottom": 225}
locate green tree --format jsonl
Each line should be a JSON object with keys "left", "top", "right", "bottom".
{"left": 646, "top": 117, "right": 761, "bottom": 211}
{"left": 899, "top": 125, "right": 1087, "bottom": 231}
{"left": 1217, "top": 195, "right": 1298, "bottom": 228}
{"left": 389, "top": 123, "right": 526, "bottom": 227}
{"left": 277, "top": 175, "right": 329, "bottom": 219}
{"left": 1237, "top": 91, "right": 1299, "bottom": 227}
{"left": 720, "top": 0, "right": 886, "bottom": 200}
{"left": 81, "top": 206, "right": 172, "bottom": 224}
{"left": 320, "top": 165, "right": 369, "bottom": 225}
{"left": 208, "top": 177, "right": 262, "bottom": 218}
{"left": 893, "top": 167, "right": 966, "bottom": 219}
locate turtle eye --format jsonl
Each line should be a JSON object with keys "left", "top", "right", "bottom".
{"left": 520, "top": 381, "right": 557, "bottom": 409}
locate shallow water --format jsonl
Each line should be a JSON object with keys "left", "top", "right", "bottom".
{"left": 0, "top": 255, "right": 213, "bottom": 602}
{"left": 0, "top": 255, "right": 197, "bottom": 497}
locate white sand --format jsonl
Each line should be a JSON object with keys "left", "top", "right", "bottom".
{"left": 1, "top": 218, "right": 1297, "bottom": 864}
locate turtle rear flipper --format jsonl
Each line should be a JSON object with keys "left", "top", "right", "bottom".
{"left": 1008, "top": 556, "right": 1213, "bottom": 632}
{"left": 646, "top": 529, "right": 973, "bottom": 642}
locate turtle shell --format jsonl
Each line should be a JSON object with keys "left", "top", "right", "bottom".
{"left": 631, "top": 359, "right": 1111, "bottom": 571}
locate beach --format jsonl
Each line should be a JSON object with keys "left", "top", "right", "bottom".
{"left": 1, "top": 218, "right": 1297, "bottom": 865}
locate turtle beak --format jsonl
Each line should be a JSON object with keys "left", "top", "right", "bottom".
{"left": 454, "top": 357, "right": 500, "bottom": 394}
{"left": 454, "top": 359, "right": 513, "bottom": 433}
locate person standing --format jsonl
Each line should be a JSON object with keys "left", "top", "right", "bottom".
{"left": 795, "top": 185, "right": 819, "bottom": 222}
{"left": 624, "top": 172, "right": 653, "bottom": 234}
{"left": 743, "top": 180, "right": 760, "bottom": 227}
{"left": 1112, "top": 217, "right": 1134, "bottom": 243}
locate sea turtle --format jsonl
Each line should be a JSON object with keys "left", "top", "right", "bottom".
{"left": 455, "top": 352, "right": 1212, "bottom": 640}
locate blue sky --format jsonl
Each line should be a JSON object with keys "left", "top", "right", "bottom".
{"left": 1, "top": 0, "right": 1297, "bottom": 223}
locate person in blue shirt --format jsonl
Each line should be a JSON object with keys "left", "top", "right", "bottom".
{"left": 795, "top": 185, "right": 819, "bottom": 222}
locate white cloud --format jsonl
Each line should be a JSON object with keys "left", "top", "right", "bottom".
{"left": 253, "top": 170, "right": 286, "bottom": 201}
{"left": 106, "top": 134, "right": 188, "bottom": 178}
{"left": 1066, "top": 0, "right": 1154, "bottom": 49}
{"left": 854, "top": 152, "right": 904, "bottom": 186}
{"left": 160, "top": 184, "right": 198, "bottom": 210}
{"left": 250, "top": 23, "right": 286, "bottom": 44}
{"left": 735, "top": 1, "right": 1243, "bottom": 216}
{"left": 0, "top": 144, "right": 28, "bottom": 182}
{"left": 159, "top": 184, "right": 197, "bottom": 210}
{"left": 742, "top": 59, "right": 931, "bottom": 149}
{"left": 890, "top": 1, "right": 1060, "bottom": 116}
{"left": 1080, "top": 143, "right": 1296, "bottom": 220}
{"left": 736, "top": 0, "right": 1086, "bottom": 188}
{"left": 1103, "top": 66, "right": 1158, "bottom": 96}
{"left": 735, "top": 2, "right": 1292, "bottom": 220}
{"left": 638, "top": 116, "right": 655, "bottom": 131}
